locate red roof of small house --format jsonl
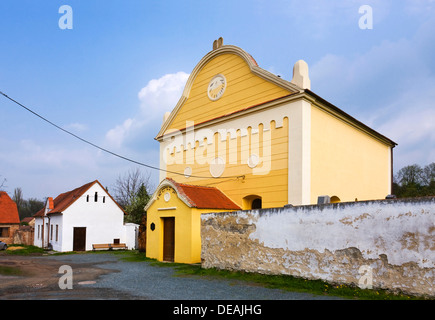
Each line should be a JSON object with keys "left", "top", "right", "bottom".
{"left": 165, "top": 178, "right": 241, "bottom": 210}
{"left": 0, "top": 191, "right": 20, "bottom": 224}
{"left": 34, "top": 180, "right": 125, "bottom": 217}
{"left": 21, "top": 217, "right": 34, "bottom": 224}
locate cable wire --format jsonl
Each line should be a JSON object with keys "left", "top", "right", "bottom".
{"left": 0, "top": 90, "right": 244, "bottom": 179}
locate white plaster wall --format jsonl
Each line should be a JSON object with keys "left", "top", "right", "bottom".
{"left": 34, "top": 217, "right": 53, "bottom": 249}
{"left": 49, "top": 214, "right": 63, "bottom": 252}
{"left": 249, "top": 200, "right": 435, "bottom": 268}
{"left": 124, "top": 223, "right": 139, "bottom": 249}
{"left": 61, "top": 183, "right": 126, "bottom": 252}
{"left": 201, "top": 197, "right": 435, "bottom": 296}
{"left": 33, "top": 218, "right": 43, "bottom": 248}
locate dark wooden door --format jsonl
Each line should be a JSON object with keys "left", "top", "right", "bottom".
{"left": 73, "top": 227, "right": 86, "bottom": 251}
{"left": 138, "top": 214, "right": 147, "bottom": 252}
{"left": 163, "top": 217, "right": 175, "bottom": 262}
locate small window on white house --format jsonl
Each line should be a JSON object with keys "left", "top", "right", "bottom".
{"left": 86, "top": 195, "right": 89, "bottom": 202}
{"left": 103, "top": 196, "right": 106, "bottom": 203}
{"left": 94, "top": 192, "right": 98, "bottom": 202}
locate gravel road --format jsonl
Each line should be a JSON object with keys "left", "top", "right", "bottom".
{"left": 0, "top": 252, "right": 342, "bottom": 300}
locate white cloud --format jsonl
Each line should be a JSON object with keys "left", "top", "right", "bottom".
{"left": 138, "top": 71, "right": 189, "bottom": 117}
{"left": 105, "top": 118, "right": 137, "bottom": 149}
{"left": 259, "top": 0, "right": 393, "bottom": 37}
{"left": 403, "top": 0, "right": 435, "bottom": 16}
{"left": 0, "top": 138, "right": 105, "bottom": 198}
{"left": 375, "top": 76, "right": 435, "bottom": 169}
{"left": 65, "top": 122, "right": 88, "bottom": 132}
{"left": 309, "top": 16, "right": 435, "bottom": 171}
{"left": 310, "top": 37, "right": 421, "bottom": 111}
{"left": 14, "top": 139, "right": 99, "bottom": 170}
{"left": 105, "top": 72, "right": 189, "bottom": 149}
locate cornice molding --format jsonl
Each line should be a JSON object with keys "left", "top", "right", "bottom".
{"left": 144, "top": 179, "right": 193, "bottom": 211}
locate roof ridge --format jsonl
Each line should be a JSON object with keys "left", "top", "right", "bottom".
{"left": 177, "top": 181, "right": 219, "bottom": 190}
{"left": 164, "top": 177, "right": 241, "bottom": 210}
{"left": 34, "top": 180, "right": 99, "bottom": 216}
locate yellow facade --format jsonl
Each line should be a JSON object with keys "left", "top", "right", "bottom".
{"left": 145, "top": 179, "right": 240, "bottom": 263}
{"left": 147, "top": 40, "right": 396, "bottom": 262}
{"left": 163, "top": 118, "right": 290, "bottom": 209}
{"left": 158, "top": 42, "right": 396, "bottom": 208}
{"left": 167, "top": 53, "right": 292, "bottom": 132}
{"left": 310, "top": 104, "right": 392, "bottom": 203}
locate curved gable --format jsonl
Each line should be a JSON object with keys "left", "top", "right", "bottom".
{"left": 145, "top": 178, "right": 241, "bottom": 211}
{"left": 158, "top": 44, "right": 300, "bottom": 138}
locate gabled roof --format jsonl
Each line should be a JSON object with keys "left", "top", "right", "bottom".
{"left": 156, "top": 42, "right": 396, "bottom": 148}
{"left": 0, "top": 191, "right": 20, "bottom": 224}
{"left": 145, "top": 178, "right": 241, "bottom": 211}
{"left": 157, "top": 44, "right": 301, "bottom": 139}
{"left": 34, "top": 180, "right": 125, "bottom": 217}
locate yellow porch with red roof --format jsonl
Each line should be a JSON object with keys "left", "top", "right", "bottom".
{"left": 145, "top": 178, "right": 240, "bottom": 263}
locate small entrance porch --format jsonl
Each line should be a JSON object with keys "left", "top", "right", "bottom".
{"left": 145, "top": 178, "right": 241, "bottom": 264}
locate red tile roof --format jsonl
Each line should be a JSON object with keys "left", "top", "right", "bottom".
{"left": 34, "top": 180, "right": 125, "bottom": 217}
{"left": 21, "top": 217, "right": 34, "bottom": 223}
{"left": 166, "top": 178, "right": 241, "bottom": 210}
{"left": 0, "top": 191, "right": 20, "bottom": 224}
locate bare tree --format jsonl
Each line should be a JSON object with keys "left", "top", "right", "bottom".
{"left": 395, "top": 164, "right": 424, "bottom": 186}
{"left": 0, "top": 175, "right": 6, "bottom": 191}
{"left": 13, "top": 187, "right": 24, "bottom": 211}
{"left": 11, "top": 187, "right": 44, "bottom": 219}
{"left": 422, "top": 162, "right": 435, "bottom": 186}
{"left": 112, "top": 168, "right": 153, "bottom": 209}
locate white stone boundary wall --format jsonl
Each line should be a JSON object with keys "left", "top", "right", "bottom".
{"left": 201, "top": 197, "right": 435, "bottom": 297}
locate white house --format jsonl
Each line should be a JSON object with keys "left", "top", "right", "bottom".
{"left": 33, "top": 180, "right": 138, "bottom": 252}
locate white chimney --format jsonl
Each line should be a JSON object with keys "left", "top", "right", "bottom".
{"left": 291, "top": 60, "right": 311, "bottom": 90}
{"left": 162, "top": 111, "right": 170, "bottom": 126}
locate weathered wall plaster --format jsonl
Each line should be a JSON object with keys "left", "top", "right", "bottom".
{"left": 201, "top": 197, "right": 435, "bottom": 297}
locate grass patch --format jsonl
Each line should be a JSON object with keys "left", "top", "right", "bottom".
{"left": 118, "top": 251, "right": 426, "bottom": 300}
{"left": 171, "top": 265, "right": 423, "bottom": 300}
{"left": 0, "top": 265, "right": 25, "bottom": 276}
{"left": 1, "top": 244, "right": 45, "bottom": 256}
{"left": 16, "top": 250, "right": 427, "bottom": 300}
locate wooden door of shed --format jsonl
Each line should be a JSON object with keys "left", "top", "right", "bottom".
{"left": 162, "top": 217, "right": 175, "bottom": 262}
{"left": 73, "top": 227, "right": 86, "bottom": 251}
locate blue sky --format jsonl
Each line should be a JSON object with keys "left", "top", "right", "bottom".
{"left": 1, "top": 0, "right": 434, "bottom": 200}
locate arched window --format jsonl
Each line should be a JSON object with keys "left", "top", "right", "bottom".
{"left": 251, "top": 198, "right": 262, "bottom": 209}
{"left": 330, "top": 196, "right": 341, "bottom": 203}
{"left": 242, "top": 195, "right": 262, "bottom": 210}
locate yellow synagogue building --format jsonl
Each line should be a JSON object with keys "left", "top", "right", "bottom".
{"left": 145, "top": 38, "right": 397, "bottom": 263}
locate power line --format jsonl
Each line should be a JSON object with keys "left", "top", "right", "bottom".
{"left": 0, "top": 90, "right": 244, "bottom": 180}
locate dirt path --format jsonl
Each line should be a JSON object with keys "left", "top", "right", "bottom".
{"left": 0, "top": 254, "right": 137, "bottom": 299}
{"left": 0, "top": 252, "right": 344, "bottom": 301}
